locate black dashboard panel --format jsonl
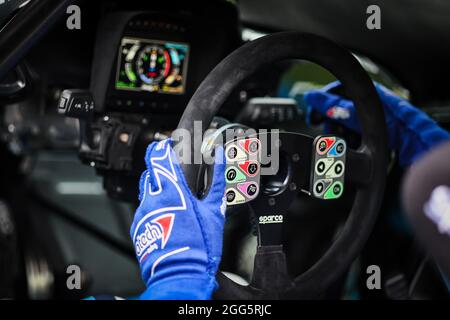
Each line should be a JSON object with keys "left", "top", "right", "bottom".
{"left": 90, "top": 1, "right": 240, "bottom": 114}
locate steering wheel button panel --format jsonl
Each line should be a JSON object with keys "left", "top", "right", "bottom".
{"left": 327, "top": 140, "right": 347, "bottom": 157}
{"left": 237, "top": 182, "right": 259, "bottom": 199}
{"left": 315, "top": 158, "right": 334, "bottom": 176}
{"left": 225, "top": 166, "right": 246, "bottom": 183}
{"left": 313, "top": 179, "right": 333, "bottom": 197}
{"left": 226, "top": 188, "right": 246, "bottom": 205}
{"left": 326, "top": 160, "right": 345, "bottom": 179}
{"left": 239, "top": 138, "right": 260, "bottom": 154}
{"left": 224, "top": 137, "right": 261, "bottom": 206}
{"left": 316, "top": 137, "right": 336, "bottom": 155}
{"left": 239, "top": 161, "right": 260, "bottom": 177}
{"left": 311, "top": 136, "right": 346, "bottom": 200}
{"left": 324, "top": 181, "right": 344, "bottom": 199}
{"left": 225, "top": 144, "right": 247, "bottom": 162}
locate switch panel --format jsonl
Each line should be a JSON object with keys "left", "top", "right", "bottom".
{"left": 225, "top": 137, "right": 261, "bottom": 206}
{"left": 310, "top": 136, "right": 346, "bottom": 200}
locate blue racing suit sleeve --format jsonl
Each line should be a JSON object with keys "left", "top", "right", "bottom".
{"left": 130, "top": 139, "right": 226, "bottom": 300}
{"left": 303, "top": 81, "right": 450, "bottom": 167}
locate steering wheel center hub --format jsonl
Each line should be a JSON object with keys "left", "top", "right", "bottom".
{"left": 261, "top": 151, "right": 292, "bottom": 197}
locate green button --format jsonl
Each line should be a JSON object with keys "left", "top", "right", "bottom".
{"left": 225, "top": 166, "right": 246, "bottom": 183}
{"left": 324, "top": 181, "right": 344, "bottom": 199}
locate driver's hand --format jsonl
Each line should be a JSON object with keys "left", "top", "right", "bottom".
{"left": 130, "top": 139, "right": 226, "bottom": 300}
{"left": 304, "top": 81, "right": 450, "bottom": 167}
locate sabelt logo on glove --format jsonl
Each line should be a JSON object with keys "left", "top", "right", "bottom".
{"left": 135, "top": 213, "right": 175, "bottom": 262}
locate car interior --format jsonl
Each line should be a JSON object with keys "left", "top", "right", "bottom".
{"left": 0, "top": 0, "right": 449, "bottom": 300}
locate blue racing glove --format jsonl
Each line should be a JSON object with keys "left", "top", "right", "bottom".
{"left": 130, "top": 139, "right": 226, "bottom": 300}
{"left": 303, "top": 81, "right": 450, "bottom": 167}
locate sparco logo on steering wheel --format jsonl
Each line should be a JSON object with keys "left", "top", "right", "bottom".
{"left": 259, "top": 215, "right": 283, "bottom": 224}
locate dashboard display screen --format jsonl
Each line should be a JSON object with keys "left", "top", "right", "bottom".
{"left": 115, "top": 37, "right": 189, "bottom": 95}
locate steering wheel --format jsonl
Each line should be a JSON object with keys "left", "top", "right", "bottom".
{"left": 176, "top": 32, "right": 388, "bottom": 299}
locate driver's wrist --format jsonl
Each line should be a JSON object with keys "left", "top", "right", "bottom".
{"left": 141, "top": 275, "right": 217, "bottom": 300}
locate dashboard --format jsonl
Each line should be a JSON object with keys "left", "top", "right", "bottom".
{"left": 115, "top": 37, "right": 189, "bottom": 95}
{"left": 68, "top": 3, "right": 241, "bottom": 200}
{"left": 89, "top": 4, "right": 240, "bottom": 115}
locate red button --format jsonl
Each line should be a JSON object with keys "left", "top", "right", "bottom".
{"left": 238, "top": 161, "right": 259, "bottom": 177}
{"left": 317, "top": 137, "right": 336, "bottom": 155}
{"left": 239, "top": 138, "right": 260, "bottom": 154}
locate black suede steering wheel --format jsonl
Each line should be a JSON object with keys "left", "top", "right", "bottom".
{"left": 176, "top": 32, "right": 388, "bottom": 299}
